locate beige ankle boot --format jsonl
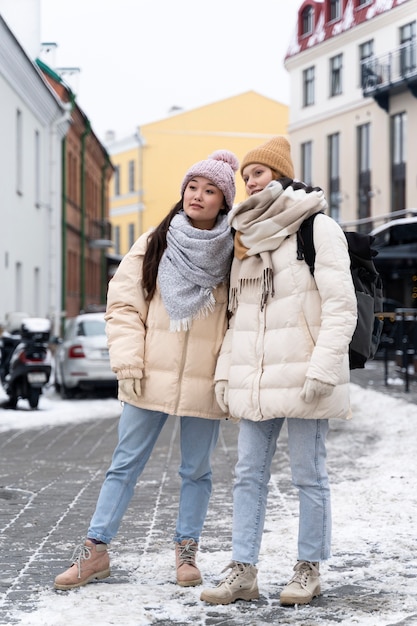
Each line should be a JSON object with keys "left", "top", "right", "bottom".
{"left": 175, "top": 539, "right": 202, "bottom": 586}
{"left": 54, "top": 539, "right": 110, "bottom": 590}
{"left": 280, "top": 560, "right": 320, "bottom": 605}
{"left": 200, "top": 561, "right": 259, "bottom": 605}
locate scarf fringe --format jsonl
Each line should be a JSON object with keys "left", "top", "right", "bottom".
{"left": 170, "top": 291, "right": 216, "bottom": 332}
{"left": 228, "top": 269, "right": 274, "bottom": 313}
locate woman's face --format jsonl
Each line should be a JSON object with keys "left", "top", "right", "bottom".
{"left": 183, "top": 176, "right": 225, "bottom": 229}
{"left": 242, "top": 163, "right": 274, "bottom": 196}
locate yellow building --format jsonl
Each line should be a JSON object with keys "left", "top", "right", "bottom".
{"left": 106, "top": 91, "right": 289, "bottom": 256}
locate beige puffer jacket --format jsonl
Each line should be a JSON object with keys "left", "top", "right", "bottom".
{"left": 105, "top": 231, "right": 229, "bottom": 419}
{"left": 215, "top": 213, "right": 357, "bottom": 421}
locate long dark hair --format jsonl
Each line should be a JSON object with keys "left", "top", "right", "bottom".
{"left": 142, "top": 200, "right": 183, "bottom": 301}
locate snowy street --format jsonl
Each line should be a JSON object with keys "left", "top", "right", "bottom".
{"left": 0, "top": 372, "right": 417, "bottom": 625}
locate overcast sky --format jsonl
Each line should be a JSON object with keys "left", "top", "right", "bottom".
{"left": 39, "top": 0, "right": 301, "bottom": 141}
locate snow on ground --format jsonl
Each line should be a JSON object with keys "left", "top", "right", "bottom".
{"left": 1, "top": 381, "right": 417, "bottom": 625}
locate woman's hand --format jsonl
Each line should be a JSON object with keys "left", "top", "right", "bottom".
{"left": 301, "top": 378, "right": 334, "bottom": 404}
{"left": 118, "top": 378, "right": 141, "bottom": 401}
{"left": 215, "top": 380, "right": 229, "bottom": 413}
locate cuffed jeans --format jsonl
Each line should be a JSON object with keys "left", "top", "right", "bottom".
{"left": 87, "top": 403, "right": 220, "bottom": 545}
{"left": 232, "top": 417, "right": 331, "bottom": 565}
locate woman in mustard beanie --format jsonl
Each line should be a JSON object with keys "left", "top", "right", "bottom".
{"left": 200, "top": 137, "right": 357, "bottom": 607}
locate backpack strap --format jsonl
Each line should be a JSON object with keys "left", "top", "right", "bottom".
{"left": 297, "top": 213, "right": 321, "bottom": 276}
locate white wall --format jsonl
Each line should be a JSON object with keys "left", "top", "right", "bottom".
{"left": 285, "top": 1, "right": 417, "bottom": 224}
{"left": 0, "top": 15, "right": 69, "bottom": 332}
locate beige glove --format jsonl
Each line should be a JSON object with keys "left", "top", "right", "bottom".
{"left": 215, "top": 380, "right": 229, "bottom": 413}
{"left": 301, "top": 378, "right": 335, "bottom": 404}
{"left": 118, "top": 378, "right": 141, "bottom": 401}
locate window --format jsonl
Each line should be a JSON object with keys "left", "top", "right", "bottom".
{"left": 359, "top": 40, "right": 374, "bottom": 88}
{"left": 301, "top": 142, "right": 313, "bottom": 185}
{"left": 330, "top": 0, "right": 341, "bottom": 21}
{"left": 114, "top": 225, "right": 121, "bottom": 255}
{"left": 391, "top": 112, "right": 407, "bottom": 213}
{"left": 34, "top": 267, "right": 40, "bottom": 316}
{"left": 301, "top": 6, "right": 314, "bottom": 35}
{"left": 113, "top": 166, "right": 120, "bottom": 196}
{"left": 128, "top": 223, "right": 135, "bottom": 249}
{"left": 15, "top": 262, "right": 22, "bottom": 310}
{"left": 330, "top": 54, "right": 343, "bottom": 96}
{"left": 400, "top": 21, "right": 416, "bottom": 76}
{"left": 128, "top": 159, "right": 135, "bottom": 192}
{"left": 34, "top": 130, "right": 41, "bottom": 207}
{"left": 357, "top": 0, "right": 370, "bottom": 6}
{"left": 303, "top": 66, "right": 315, "bottom": 106}
{"left": 328, "top": 133, "right": 340, "bottom": 221}
{"left": 16, "top": 109, "right": 23, "bottom": 194}
{"left": 357, "top": 123, "right": 371, "bottom": 223}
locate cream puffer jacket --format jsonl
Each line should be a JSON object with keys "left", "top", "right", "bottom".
{"left": 215, "top": 213, "right": 357, "bottom": 421}
{"left": 105, "top": 232, "right": 229, "bottom": 419}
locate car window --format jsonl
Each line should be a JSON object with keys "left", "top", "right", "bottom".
{"left": 77, "top": 320, "right": 106, "bottom": 337}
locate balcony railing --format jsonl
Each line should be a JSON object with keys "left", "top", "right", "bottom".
{"left": 362, "top": 40, "right": 417, "bottom": 109}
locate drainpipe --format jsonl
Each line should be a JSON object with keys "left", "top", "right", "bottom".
{"left": 100, "top": 157, "right": 111, "bottom": 303}
{"left": 60, "top": 135, "right": 67, "bottom": 336}
{"left": 80, "top": 119, "right": 91, "bottom": 312}
{"left": 47, "top": 105, "right": 71, "bottom": 339}
{"left": 135, "top": 129, "right": 145, "bottom": 236}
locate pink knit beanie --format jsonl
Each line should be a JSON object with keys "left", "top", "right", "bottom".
{"left": 180, "top": 150, "right": 239, "bottom": 211}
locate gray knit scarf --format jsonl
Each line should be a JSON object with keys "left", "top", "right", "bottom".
{"left": 228, "top": 180, "right": 327, "bottom": 312}
{"left": 158, "top": 211, "right": 233, "bottom": 332}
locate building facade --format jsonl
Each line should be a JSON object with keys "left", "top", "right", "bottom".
{"left": 0, "top": 13, "right": 69, "bottom": 334}
{"left": 40, "top": 62, "right": 114, "bottom": 321}
{"left": 106, "top": 91, "right": 290, "bottom": 256}
{"left": 0, "top": 0, "right": 114, "bottom": 334}
{"left": 284, "top": 0, "right": 417, "bottom": 306}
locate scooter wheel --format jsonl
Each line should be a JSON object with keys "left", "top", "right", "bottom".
{"left": 28, "top": 388, "right": 41, "bottom": 409}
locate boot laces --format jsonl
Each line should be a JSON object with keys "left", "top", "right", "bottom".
{"left": 71, "top": 543, "right": 93, "bottom": 579}
{"left": 220, "top": 561, "right": 248, "bottom": 586}
{"left": 177, "top": 540, "right": 197, "bottom": 566}
{"left": 290, "top": 561, "right": 319, "bottom": 588}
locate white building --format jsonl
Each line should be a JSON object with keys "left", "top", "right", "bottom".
{"left": 284, "top": 0, "right": 417, "bottom": 305}
{"left": 0, "top": 7, "right": 70, "bottom": 333}
{"left": 285, "top": 0, "right": 417, "bottom": 224}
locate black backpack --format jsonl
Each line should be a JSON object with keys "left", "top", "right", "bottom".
{"left": 297, "top": 212, "right": 384, "bottom": 370}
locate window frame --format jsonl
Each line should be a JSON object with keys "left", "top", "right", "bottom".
{"left": 328, "top": 132, "right": 340, "bottom": 222}
{"left": 302, "top": 66, "right": 315, "bottom": 107}
{"left": 330, "top": 53, "right": 343, "bottom": 97}
{"left": 301, "top": 5, "right": 314, "bottom": 36}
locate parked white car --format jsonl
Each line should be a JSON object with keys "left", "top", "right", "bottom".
{"left": 54, "top": 312, "right": 117, "bottom": 398}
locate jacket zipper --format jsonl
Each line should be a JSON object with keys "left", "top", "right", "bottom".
{"left": 173, "top": 329, "right": 189, "bottom": 415}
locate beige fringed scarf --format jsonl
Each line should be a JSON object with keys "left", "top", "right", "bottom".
{"left": 228, "top": 180, "right": 327, "bottom": 312}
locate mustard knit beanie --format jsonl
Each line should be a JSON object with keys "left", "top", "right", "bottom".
{"left": 240, "top": 136, "right": 294, "bottom": 180}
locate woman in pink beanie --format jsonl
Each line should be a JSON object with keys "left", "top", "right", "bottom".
{"left": 54, "top": 150, "right": 239, "bottom": 591}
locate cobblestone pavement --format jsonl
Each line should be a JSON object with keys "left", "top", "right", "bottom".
{"left": 1, "top": 360, "right": 417, "bottom": 625}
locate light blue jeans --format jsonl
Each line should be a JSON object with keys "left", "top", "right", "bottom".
{"left": 232, "top": 417, "right": 331, "bottom": 565}
{"left": 87, "top": 403, "right": 220, "bottom": 545}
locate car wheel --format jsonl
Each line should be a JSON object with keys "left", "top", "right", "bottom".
{"left": 60, "top": 382, "right": 76, "bottom": 399}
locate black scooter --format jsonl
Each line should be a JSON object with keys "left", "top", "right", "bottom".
{"left": 0, "top": 318, "right": 52, "bottom": 409}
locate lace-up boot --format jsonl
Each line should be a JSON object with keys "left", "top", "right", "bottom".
{"left": 54, "top": 539, "right": 110, "bottom": 590}
{"left": 200, "top": 561, "right": 259, "bottom": 605}
{"left": 280, "top": 560, "right": 320, "bottom": 605}
{"left": 175, "top": 539, "right": 202, "bottom": 586}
